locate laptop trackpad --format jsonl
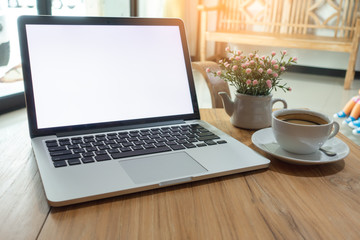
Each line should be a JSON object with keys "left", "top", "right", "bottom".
{"left": 119, "top": 152, "right": 208, "bottom": 184}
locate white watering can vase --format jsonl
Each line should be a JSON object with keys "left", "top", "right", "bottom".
{"left": 218, "top": 92, "right": 288, "bottom": 129}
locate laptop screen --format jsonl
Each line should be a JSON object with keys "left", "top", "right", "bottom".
{"left": 18, "top": 17, "right": 199, "bottom": 137}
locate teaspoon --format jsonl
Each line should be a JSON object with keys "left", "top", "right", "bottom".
{"left": 319, "top": 148, "right": 337, "bottom": 156}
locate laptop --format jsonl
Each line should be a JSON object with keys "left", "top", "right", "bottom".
{"left": 18, "top": 15, "right": 270, "bottom": 207}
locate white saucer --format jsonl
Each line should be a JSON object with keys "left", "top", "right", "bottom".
{"left": 251, "top": 128, "right": 350, "bottom": 165}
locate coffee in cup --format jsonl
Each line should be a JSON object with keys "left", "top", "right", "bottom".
{"left": 276, "top": 113, "right": 328, "bottom": 125}
{"left": 272, "top": 109, "right": 340, "bottom": 154}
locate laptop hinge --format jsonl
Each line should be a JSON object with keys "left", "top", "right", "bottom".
{"left": 56, "top": 120, "right": 186, "bottom": 137}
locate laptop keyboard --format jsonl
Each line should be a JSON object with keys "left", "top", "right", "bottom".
{"left": 45, "top": 124, "right": 227, "bottom": 168}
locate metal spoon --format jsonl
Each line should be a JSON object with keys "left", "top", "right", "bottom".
{"left": 319, "top": 147, "right": 337, "bottom": 156}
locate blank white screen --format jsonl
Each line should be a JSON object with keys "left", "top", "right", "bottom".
{"left": 25, "top": 24, "right": 194, "bottom": 129}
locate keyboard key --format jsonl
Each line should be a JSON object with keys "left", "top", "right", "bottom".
{"left": 83, "top": 135, "right": 95, "bottom": 139}
{"left": 68, "top": 144, "right": 80, "bottom": 149}
{"left": 120, "top": 147, "right": 132, "bottom": 152}
{"left": 96, "top": 137, "right": 107, "bottom": 141}
{"left": 133, "top": 141, "right": 144, "bottom": 145}
{"left": 205, "top": 140, "right": 217, "bottom": 145}
{"left": 95, "top": 154, "right": 111, "bottom": 161}
{"left": 54, "top": 160, "right": 67, "bottom": 168}
{"left": 86, "top": 147, "right": 97, "bottom": 152}
{"left": 116, "top": 139, "right": 128, "bottom": 144}
{"left": 48, "top": 146, "right": 67, "bottom": 152}
{"left": 98, "top": 145, "right": 110, "bottom": 150}
{"left": 144, "top": 139, "right": 156, "bottom": 144}
{"left": 166, "top": 141, "right": 177, "bottom": 145}
{"left": 45, "top": 140, "right": 58, "bottom": 147}
{"left": 132, "top": 145, "right": 144, "bottom": 150}
{"left": 59, "top": 141, "right": 71, "bottom": 146}
{"left": 93, "top": 142, "right": 104, "bottom": 146}
{"left": 123, "top": 142, "right": 135, "bottom": 147}
{"left": 177, "top": 140, "right": 188, "bottom": 144}
{"left": 197, "top": 135, "right": 220, "bottom": 141}
{"left": 82, "top": 157, "right": 95, "bottom": 164}
{"left": 196, "top": 143, "right": 207, "bottom": 147}
{"left": 107, "top": 135, "right": 119, "bottom": 140}
{"left": 108, "top": 149, "right": 120, "bottom": 154}
{"left": 197, "top": 132, "right": 214, "bottom": 137}
{"left": 52, "top": 153, "right": 81, "bottom": 161}
{"left": 128, "top": 137, "right": 138, "bottom": 141}
{"left": 184, "top": 143, "right": 196, "bottom": 148}
{"left": 49, "top": 150, "right": 72, "bottom": 156}
{"left": 104, "top": 140, "right": 115, "bottom": 144}
{"left": 154, "top": 142, "right": 166, "bottom": 147}
{"left": 111, "top": 146, "right": 171, "bottom": 159}
{"left": 170, "top": 144, "right": 186, "bottom": 150}
{"left": 83, "top": 152, "right": 94, "bottom": 157}
{"left": 58, "top": 138, "right": 70, "bottom": 142}
{"left": 84, "top": 138, "right": 95, "bottom": 143}
{"left": 110, "top": 143, "right": 122, "bottom": 148}
{"left": 217, "top": 140, "right": 227, "bottom": 144}
{"left": 166, "top": 137, "right": 177, "bottom": 141}
{"left": 68, "top": 159, "right": 81, "bottom": 165}
{"left": 144, "top": 144, "right": 155, "bottom": 149}
{"left": 95, "top": 150, "right": 107, "bottom": 155}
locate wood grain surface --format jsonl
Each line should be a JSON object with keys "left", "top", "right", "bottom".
{"left": 1, "top": 108, "right": 360, "bottom": 239}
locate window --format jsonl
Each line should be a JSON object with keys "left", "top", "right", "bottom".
{"left": 0, "top": 0, "right": 132, "bottom": 114}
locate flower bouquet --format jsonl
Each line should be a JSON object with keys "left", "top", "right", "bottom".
{"left": 207, "top": 47, "right": 297, "bottom": 96}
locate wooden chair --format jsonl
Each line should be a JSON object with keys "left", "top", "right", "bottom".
{"left": 198, "top": 0, "right": 360, "bottom": 89}
{"left": 192, "top": 61, "right": 230, "bottom": 108}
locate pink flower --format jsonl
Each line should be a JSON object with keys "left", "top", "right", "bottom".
{"left": 246, "top": 68, "right": 252, "bottom": 74}
{"left": 287, "top": 87, "right": 292, "bottom": 91}
{"left": 206, "top": 68, "right": 211, "bottom": 73}
{"left": 266, "top": 80, "right": 272, "bottom": 88}
{"left": 260, "top": 61, "right": 264, "bottom": 66}
{"left": 246, "top": 79, "right": 251, "bottom": 85}
{"left": 245, "top": 62, "right": 250, "bottom": 67}
{"left": 282, "top": 50, "right": 287, "bottom": 55}
{"left": 274, "top": 64, "right": 279, "bottom": 69}
{"left": 235, "top": 56, "right": 241, "bottom": 60}
{"left": 250, "top": 60, "right": 255, "bottom": 65}
{"left": 225, "top": 47, "right": 230, "bottom": 52}
{"left": 258, "top": 68, "right": 264, "bottom": 73}
{"left": 280, "top": 66, "right": 286, "bottom": 71}
{"left": 271, "top": 51, "right": 276, "bottom": 56}
{"left": 271, "top": 59, "right": 277, "bottom": 65}
{"left": 267, "top": 69, "right": 273, "bottom": 74}
{"left": 293, "top": 57, "right": 298, "bottom": 62}
{"left": 232, "top": 65, "right": 238, "bottom": 71}
{"left": 241, "top": 63, "right": 246, "bottom": 68}
{"left": 217, "top": 70, "right": 222, "bottom": 76}
{"left": 272, "top": 72, "right": 278, "bottom": 77}
{"left": 237, "top": 50, "right": 242, "bottom": 55}
{"left": 249, "top": 53, "right": 254, "bottom": 58}
{"left": 253, "top": 80, "right": 258, "bottom": 85}
{"left": 261, "top": 56, "right": 266, "bottom": 60}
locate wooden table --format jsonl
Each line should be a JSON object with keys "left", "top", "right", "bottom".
{"left": 1, "top": 108, "right": 360, "bottom": 239}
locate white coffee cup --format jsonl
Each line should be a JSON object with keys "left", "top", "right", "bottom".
{"left": 272, "top": 109, "right": 340, "bottom": 154}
